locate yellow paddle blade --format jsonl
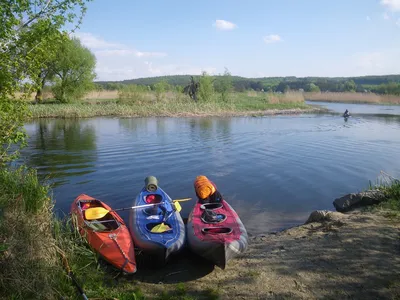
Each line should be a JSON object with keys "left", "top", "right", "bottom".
{"left": 150, "top": 223, "right": 171, "bottom": 233}
{"left": 173, "top": 201, "right": 182, "bottom": 212}
{"left": 173, "top": 198, "right": 192, "bottom": 202}
{"left": 84, "top": 207, "right": 109, "bottom": 220}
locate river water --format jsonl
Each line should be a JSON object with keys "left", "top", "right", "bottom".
{"left": 21, "top": 102, "right": 400, "bottom": 234}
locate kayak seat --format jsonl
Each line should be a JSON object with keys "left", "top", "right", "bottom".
{"left": 201, "top": 209, "right": 226, "bottom": 224}
{"left": 143, "top": 207, "right": 163, "bottom": 216}
{"left": 201, "top": 227, "right": 232, "bottom": 234}
{"left": 200, "top": 203, "right": 223, "bottom": 211}
{"left": 146, "top": 222, "right": 172, "bottom": 233}
{"left": 144, "top": 194, "right": 162, "bottom": 204}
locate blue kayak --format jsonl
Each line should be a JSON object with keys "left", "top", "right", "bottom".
{"left": 128, "top": 186, "right": 185, "bottom": 264}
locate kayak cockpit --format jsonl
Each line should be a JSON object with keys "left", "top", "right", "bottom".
{"left": 77, "top": 199, "right": 121, "bottom": 232}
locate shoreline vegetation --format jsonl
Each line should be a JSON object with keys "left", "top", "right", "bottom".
{"left": 25, "top": 89, "right": 400, "bottom": 120}
{"left": 305, "top": 92, "right": 400, "bottom": 105}
{"left": 28, "top": 91, "right": 325, "bottom": 119}
{"left": 1, "top": 167, "right": 399, "bottom": 299}
{"left": 3, "top": 2, "right": 400, "bottom": 299}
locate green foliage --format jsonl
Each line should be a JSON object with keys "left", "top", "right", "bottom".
{"left": 368, "top": 82, "right": 400, "bottom": 95}
{"left": 214, "top": 68, "right": 233, "bottom": 102}
{"left": 0, "top": 0, "right": 90, "bottom": 162}
{"left": 50, "top": 37, "right": 96, "bottom": 103}
{"left": 0, "top": 98, "right": 29, "bottom": 165}
{"left": 306, "top": 83, "right": 320, "bottom": 92}
{"left": 154, "top": 80, "right": 171, "bottom": 101}
{"left": 98, "top": 74, "right": 400, "bottom": 96}
{"left": 117, "top": 84, "right": 149, "bottom": 104}
{"left": 344, "top": 80, "right": 356, "bottom": 92}
{"left": 198, "top": 71, "right": 215, "bottom": 102}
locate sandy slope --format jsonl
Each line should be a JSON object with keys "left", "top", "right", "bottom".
{"left": 127, "top": 210, "right": 400, "bottom": 299}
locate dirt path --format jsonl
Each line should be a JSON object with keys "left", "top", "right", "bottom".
{"left": 123, "top": 211, "right": 400, "bottom": 299}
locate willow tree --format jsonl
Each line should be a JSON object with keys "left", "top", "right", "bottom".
{"left": 50, "top": 37, "right": 96, "bottom": 103}
{"left": 0, "top": 0, "right": 90, "bottom": 164}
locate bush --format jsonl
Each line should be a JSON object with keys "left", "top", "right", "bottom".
{"left": 117, "top": 84, "right": 150, "bottom": 104}
{"left": 198, "top": 72, "right": 215, "bottom": 102}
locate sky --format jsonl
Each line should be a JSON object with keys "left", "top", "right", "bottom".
{"left": 71, "top": 0, "right": 400, "bottom": 81}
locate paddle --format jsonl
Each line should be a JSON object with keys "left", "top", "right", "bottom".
{"left": 56, "top": 246, "right": 89, "bottom": 300}
{"left": 84, "top": 198, "right": 191, "bottom": 221}
{"left": 150, "top": 200, "right": 183, "bottom": 233}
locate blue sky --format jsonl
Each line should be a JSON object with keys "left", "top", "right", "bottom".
{"left": 73, "top": 0, "right": 400, "bottom": 81}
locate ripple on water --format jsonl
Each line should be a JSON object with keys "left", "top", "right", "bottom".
{"left": 22, "top": 113, "right": 400, "bottom": 234}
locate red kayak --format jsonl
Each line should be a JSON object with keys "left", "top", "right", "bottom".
{"left": 70, "top": 194, "right": 137, "bottom": 274}
{"left": 186, "top": 200, "right": 248, "bottom": 269}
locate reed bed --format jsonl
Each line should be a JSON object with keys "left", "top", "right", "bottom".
{"left": 29, "top": 91, "right": 311, "bottom": 118}
{"left": 305, "top": 92, "right": 400, "bottom": 104}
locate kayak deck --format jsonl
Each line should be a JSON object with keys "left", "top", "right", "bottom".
{"left": 187, "top": 200, "right": 248, "bottom": 269}
{"left": 129, "top": 187, "right": 185, "bottom": 262}
{"left": 71, "top": 194, "right": 137, "bottom": 274}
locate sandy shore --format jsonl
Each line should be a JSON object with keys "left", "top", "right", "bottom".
{"left": 121, "top": 210, "right": 400, "bottom": 299}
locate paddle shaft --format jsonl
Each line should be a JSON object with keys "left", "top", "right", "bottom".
{"left": 112, "top": 202, "right": 165, "bottom": 212}
{"left": 110, "top": 198, "right": 191, "bottom": 213}
{"left": 56, "top": 246, "right": 88, "bottom": 300}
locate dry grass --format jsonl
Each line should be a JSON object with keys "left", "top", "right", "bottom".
{"left": 0, "top": 168, "right": 71, "bottom": 300}
{"left": 305, "top": 92, "right": 400, "bottom": 104}
{"left": 84, "top": 90, "right": 118, "bottom": 100}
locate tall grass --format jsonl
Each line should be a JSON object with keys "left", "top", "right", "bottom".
{"left": 0, "top": 167, "right": 68, "bottom": 299}
{"left": 29, "top": 91, "right": 313, "bottom": 118}
{"left": 305, "top": 92, "right": 400, "bottom": 104}
{"left": 0, "top": 167, "right": 146, "bottom": 299}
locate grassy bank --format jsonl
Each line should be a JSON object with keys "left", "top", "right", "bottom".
{"left": 0, "top": 167, "right": 219, "bottom": 300}
{"left": 28, "top": 91, "right": 318, "bottom": 119}
{"left": 1, "top": 166, "right": 400, "bottom": 299}
{"left": 305, "top": 92, "right": 400, "bottom": 104}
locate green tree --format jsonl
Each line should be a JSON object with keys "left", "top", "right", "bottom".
{"left": 214, "top": 68, "right": 233, "bottom": 102}
{"left": 0, "top": 0, "right": 89, "bottom": 165}
{"left": 154, "top": 80, "right": 170, "bottom": 101}
{"left": 198, "top": 71, "right": 215, "bottom": 102}
{"left": 306, "top": 83, "right": 320, "bottom": 92}
{"left": 50, "top": 37, "right": 96, "bottom": 103}
{"left": 344, "top": 80, "right": 356, "bottom": 92}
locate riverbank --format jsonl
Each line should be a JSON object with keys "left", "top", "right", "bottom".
{"left": 29, "top": 103, "right": 324, "bottom": 119}
{"left": 27, "top": 91, "right": 327, "bottom": 119}
{"left": 305, "top": 92, "right": 400, "bottom": 105}
{"left": 1, "top": 168, "right": 399, "bottom": 299}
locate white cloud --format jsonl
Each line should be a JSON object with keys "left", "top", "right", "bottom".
{"left": 356, "top": 52, "right": 384, "bottom": 70}
{"left": 72, "top": 32, "right": 122, "bottom": 49}
{"left": 95, "top": 49, "right": 167, "bottom": 58}
{"left": 380, "top": 0, "right": 400, "bottom": 11}
{"left": 383, "top": 12, "right": 391, "bottom": 20}
{"left": 73, "top": 32, "right": 216, "bottom": 81}
{"left": 213, "top": 20, "right": 237, "bottom": 31}
{"left": 351, "top": 49, "right": 400, "bottom": 75}
{"left": 366, "top": 16, "right": 371, "bottom": 21}
{"left": 263, "top": 34, "right": 282, "bottom": 44}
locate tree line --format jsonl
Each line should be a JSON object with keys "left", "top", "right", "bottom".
{"left": 97, "top": 74, "right": 400, "bottom": 96}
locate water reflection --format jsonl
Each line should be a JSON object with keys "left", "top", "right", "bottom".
{"left": 25, "top": 119, "right": 97, "bottom": 187}
{"left": 22, "top": 112, "right": 400, "bottom": 234}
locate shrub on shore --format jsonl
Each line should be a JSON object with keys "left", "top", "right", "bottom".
{"left": 305, "top": 92, "right": 400, "bottom": 104}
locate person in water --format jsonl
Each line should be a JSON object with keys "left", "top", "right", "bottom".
{"left": 344, "top": 109, "right": 350, "bottom": 117}
{"left": 194, "top": 175, "right": 222, "bottom": 203}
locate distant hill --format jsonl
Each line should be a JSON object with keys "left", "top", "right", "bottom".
{"left": 96, "top": 74, "right": 400, "bottom": 94}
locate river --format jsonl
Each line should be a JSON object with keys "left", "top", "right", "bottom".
{"left": 21, "top": 102, "right": 400, "bottom": 235}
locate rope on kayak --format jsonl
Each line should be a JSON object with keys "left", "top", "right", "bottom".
{"left": 108, "top": 233, "right": 132, "bottom": 272}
